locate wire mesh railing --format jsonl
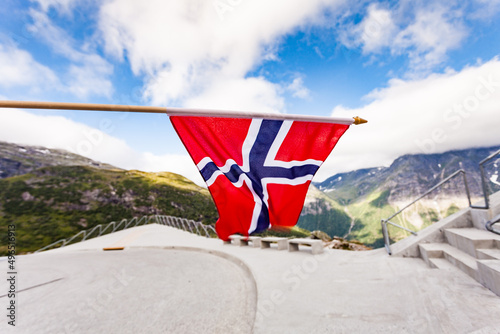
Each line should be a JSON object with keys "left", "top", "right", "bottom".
{"left": 155, "top": 215, "right": 217, "bottom": 238}
{"left": 35, "top": 215, "right": 217, "bottom": 253}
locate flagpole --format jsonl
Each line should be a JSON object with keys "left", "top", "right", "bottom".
{"left": 0, "top": 100, "right": 367, "bottom": 125}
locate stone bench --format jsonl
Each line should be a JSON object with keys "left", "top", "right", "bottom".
{"left": 261, "top": 237, "right": 288, "bottom": 250}
{"left": 288, "top": 238, "right": 324, "bottom": 254}
{"left": 223, "top": 235, "right": 243, "bottom": 246}
{"left": 224, "top": 235, "right": 262, "bottom": 248}
{"left": 239, "top": 236, "right": 262, "bottom": 248}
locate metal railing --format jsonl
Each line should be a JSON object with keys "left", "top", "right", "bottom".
{"left": 486, "top": 214, "right": 500, "bottom": 235}
{"left": 35, "top": 215, "right": 216, "bottom": 253}
{"left": 155, "top": 215, "right": 217, "bottom": 237}
{"left": 381, "top": 148, "right": 500, "bottom": 254}
{"left": 473, "top": 148, "right": 500, "bottom": 209}
{"left": 381, "top": 169, "right": 472, "bottom": 255}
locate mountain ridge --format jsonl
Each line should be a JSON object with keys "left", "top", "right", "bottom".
{"left": 315, "top": 145, "right": 500, "bottom": 204}
{"left": 0, "top": 142, "right": 218, "bottom": 254}
{"left": 299, "top": 144, "right": 500, "bottom": 247}
{"left": 2, "top": 140, "right": 499, "bottom": 252}
{"left": 0, "top": 141, "right": 117, "bottom": 179}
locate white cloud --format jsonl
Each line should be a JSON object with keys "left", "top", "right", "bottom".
{"left": 393, "top": 6, "right": 467, "bottom": 71}
{"left": 317, "top": 58, "right": 500, "bottom": 181}
{"left": 98, "top": 0, "right": 342, "bottom": 110}
{"left": 287, "top": 77, "right": 311, "bottom": 99}
{"left": 184, "top": 77, "right": 285, "bottom": 114}
{"left": 343, "top": 3, "right": 468, "bottom": 73}
{"left": 470, "top": 0, "right": 500, "bottom": 19}
{"left": 0, "top": 43, "right": 59, "bottom": 89}
{"left": 33, "top": 0, "right": 81, "bottom": 13}
{"left": 65, "top": 56, "right": 113, "bottom": 99}
{"left": 356, "top": 4, "right": 397, "bottom": 53}
{"left": 27, "top": 7, "right": 114, "bottom": 99}
{"left": 0, "top": 109, "right": 205, "bottom": 185}
{"left": 2, "top": 60, "right": 499, "bottom": 188}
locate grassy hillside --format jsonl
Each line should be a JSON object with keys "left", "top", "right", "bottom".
{"left": 298, "top": 199, "right": 352, "bottom": 238}
{"left": 0, "top": 165, "right": 218, "bottom": 254}
{"left": 324, "top": 189, "right": 468, "bottom": 248}
{"left": 298, "top": 185, "right": 355, "bottom": 241}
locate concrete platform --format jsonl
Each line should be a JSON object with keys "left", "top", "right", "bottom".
{"left": 2, "top": 224, "right": 500, "bottom": 333}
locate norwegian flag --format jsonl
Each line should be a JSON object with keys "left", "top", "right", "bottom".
{"left": 170, "top": 116, "right": 350, "bottom": 241}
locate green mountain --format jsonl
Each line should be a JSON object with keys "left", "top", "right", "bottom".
{"left": 298, "top": 185, "right": 354, "bottom": 240}
{"left": 5, "top": 140, "right": 497, "bottom": 253}
{"left": 0, "top": 141, "right": 314, "bottom": 255}
{"left": 0, "top": 142, "right": 218, "bottom": 254}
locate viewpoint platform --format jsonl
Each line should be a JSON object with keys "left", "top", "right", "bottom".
{"left": 2, "top": 221, "right": 500, "bottom": 334}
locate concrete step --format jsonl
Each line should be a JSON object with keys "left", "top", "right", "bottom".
{"left": 476, "top": 248, "right": 500, "bottom": 260}
{"left": 419, "top": 243, "right": 447, "bottom": 265}
{"left": 477, "top": 260, "right": 500, "bottom": 297}
{"left": 418, "top": 242, "right": 479, "bottom": 281}
{"left": 429, "top": 257, "right": 463, "bottom": 271}
{"left": 444, "top": 228, "right": 500, "bottom": 258}
{"left": 443, "top": 247, "right": 480, "bottom": 282}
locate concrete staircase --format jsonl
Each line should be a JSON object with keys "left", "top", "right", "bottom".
{"left": 390, "top": 191, "right": 500, "bottom": 297}
{"left": 419, "top": 228, "right": 500, "bottom": 296}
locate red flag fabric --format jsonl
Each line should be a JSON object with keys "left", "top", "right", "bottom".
{"left": 170, "top": 116, "right": 350, "bottom": 240}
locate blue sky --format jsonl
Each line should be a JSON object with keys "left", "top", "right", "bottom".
{"left": 0, "top": 0, "right": 499, "bottom": 185}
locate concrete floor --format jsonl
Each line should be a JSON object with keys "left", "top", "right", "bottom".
{"left": 2, "top": 224, "right": 500, "bottom": 333}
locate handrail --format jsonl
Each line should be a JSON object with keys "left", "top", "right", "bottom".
{"left": 35, "top": 215, "right": 157, "bottom": 253}
{"left": 381, "top": 146, "right": 500, "bottom": 253}
{"left": 381, "top": 169, "right": 471, "bottom": 255}
{"left": 473, "top": 148, "right": 500, "bottom": 209}
{"left": 381, "top": 220, "right": 418, "bottom": 255}
{"left": 385, "top": 169, "right": 471, "bottom": 223}
{"left": 34, "top": 214, "right": 219, "bottom": 253}
{"left": 64, "top": 229, "right": 88, "bottom": 245}
{"left": 486, "top": 214, "right": 500, "bottom": 235}
{"left": 154, "top": 215, "right": 216, "bottom": 238}
{"left": 82, "top": 224, "right": 104, "bottom": 241}
{"left": 35, "top": 239, "right": 66, "bottom": 253}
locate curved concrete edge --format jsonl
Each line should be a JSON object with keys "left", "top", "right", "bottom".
{"left": 128, "top": 245, "right": 258, "bottom": 331}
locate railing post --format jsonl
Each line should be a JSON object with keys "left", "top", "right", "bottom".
{"left": 187, "top": 220, "right": 194, "bottom": 234}
{"left": 479, "top": 163, "right": 490, "bottom": 209}
{"left": 461, "top": 170, "right": 472, "bottom": 207}
{"left": 193, "top": 222, "right": 201, "bottom": 236}
{"left": 475, "top": 148, "right": 500, "bottom": 210}
{"left": 207, "top": 225, "right": 216, "bottom": 238}
{"left": 381, "top": 220, "right": 392, "bottom": 255}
